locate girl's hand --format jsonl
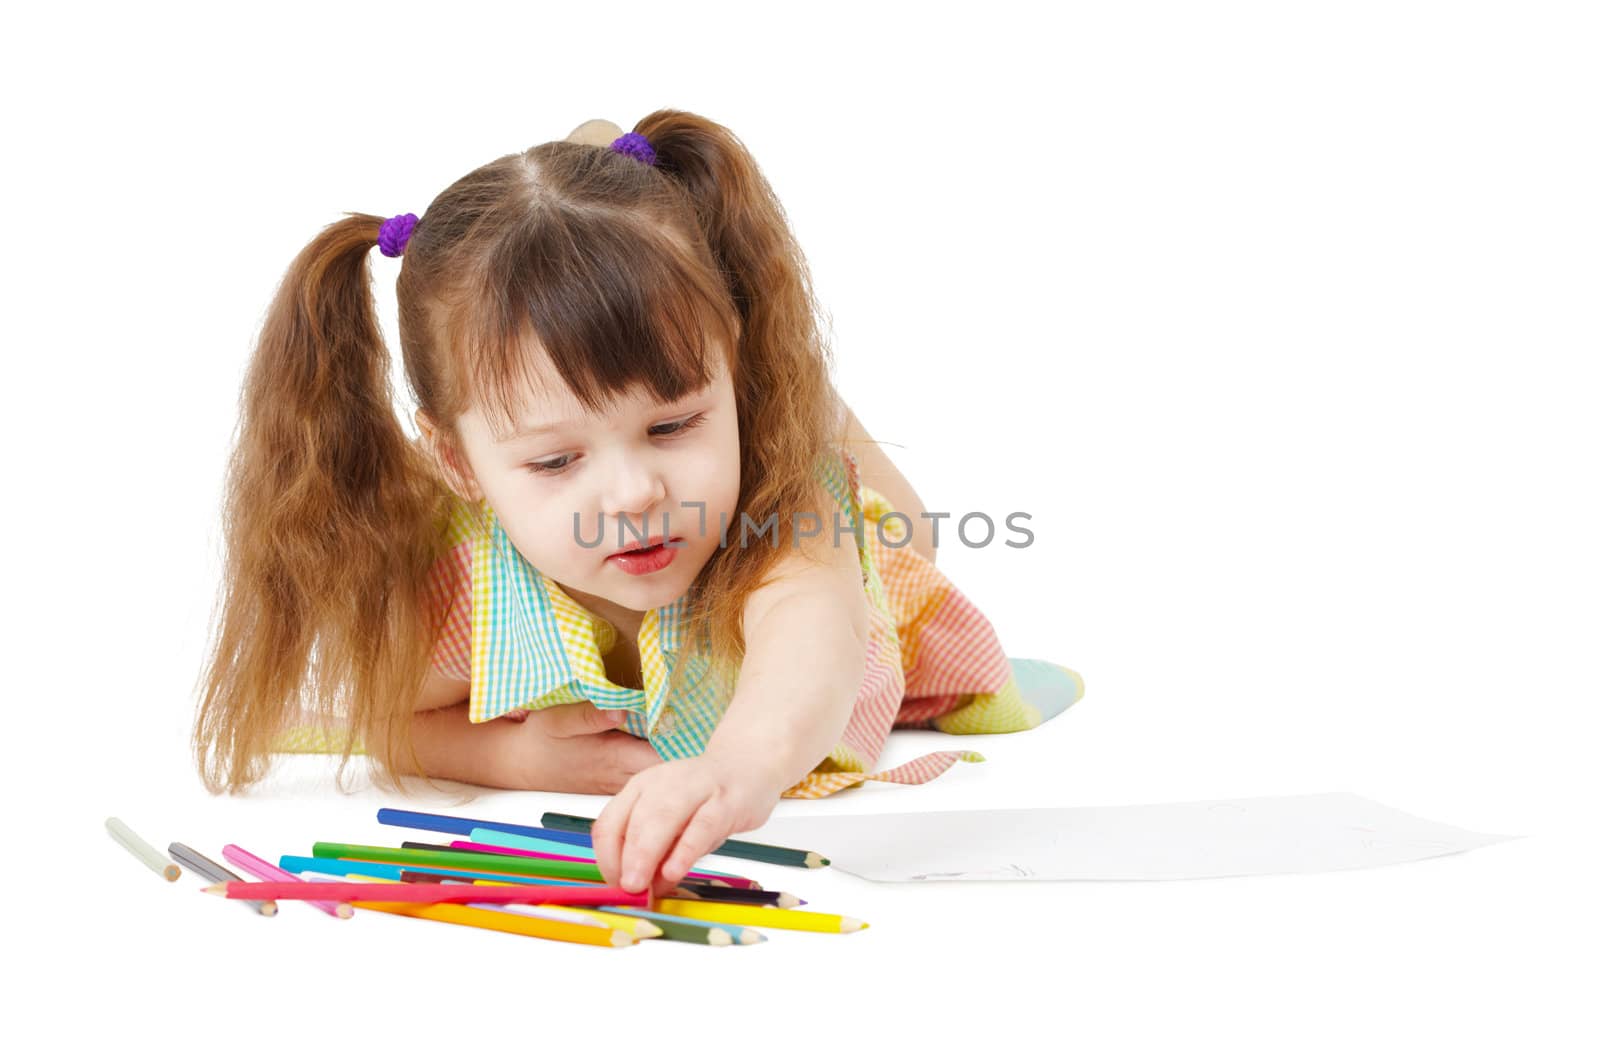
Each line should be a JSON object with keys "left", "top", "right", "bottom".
{"left": 505, "top": 702, "right": 663, "bottom": 794}
{"left": 591, "top": 753, "right": 784, "bottom": 896}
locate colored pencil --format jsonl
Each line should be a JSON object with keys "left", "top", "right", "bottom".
{"left": 593, "top": 906, "right": 766, "bottom": 946}
{"left": 398, "top": 837, "right": 747, "bottom": 888}
{"left": 469, "top": 828, "right": 754, "bottom": 882}
{"left": 202, "top": 880, "right": 649, "bottom": 907}
{"left": 314, "top": 841, "right": 606, "bottom": 882}
{"left": 398, "top": 873, "right": 662, "bottom": 938}
{"left": 376, "top": 807, "right": 593, "bottom": 847}
{"left": 317, "top": 840, "right": 762, "bottom": 891}
{"left": 377, "top": 805, "right": 811, "bottom": 872}
{"left": 486, "top": 902, "right": 662, "bottom": 937}
{"left": 399, "top": 870, "right": 462, "bottom": 883}
{"left": 222, "top": 844, "right": 352, "bottom": 919}
{"left": 340, "top": 874, "right": 612, "bottom": 929}
{"left": 677, "top": 873, "right": 763, "bottom": 891}
{"left": 306, "top": 878, "right": 633, "bottom": 948}
{"left": 542, "top": 811, "right": 828, "bottom": 868}
{"left": 634, "top": 898, "right": 869, "bottom": 933}
{"left": 280, "top": 854, "right": 593, "bottom": 886}
{"left": 170, "top": 842, "right": 276, "bottom": 917}
{"left": 105, "top": 817, "right": 179, "bottom": 881}
{"left": 440, "top": 838, "right": 749, "bottom": 886}
{"left": 393, "top": 838, "right": 643, "bottom": 883}
{"left": 284, "top": 852, "right": 761, "bottom": 903}
{"left": 665, "top": 884, "right": 804, "bottom": 908}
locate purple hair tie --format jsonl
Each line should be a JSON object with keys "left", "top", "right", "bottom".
{"left": 610, "top": 132, "right": 657, "bottom": 167}
{"left": 378, "top": 212, "right": 419, "bottom": 257}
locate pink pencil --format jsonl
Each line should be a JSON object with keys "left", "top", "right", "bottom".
{"left": 222, "top": 844, "right": 353, "bottom": 919}
{"left": 202, "top": 880, "right": 651, "bottom": 907}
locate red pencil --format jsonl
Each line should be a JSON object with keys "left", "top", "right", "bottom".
{"left": 201, "top": 880, "right": 650, "bottom": 907}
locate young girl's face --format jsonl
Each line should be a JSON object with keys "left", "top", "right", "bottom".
{"left": 449, "top": 347, "right": 742, "bottom": 627}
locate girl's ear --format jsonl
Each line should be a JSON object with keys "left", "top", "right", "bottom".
{"left": 415, "top": 409, "right": 485, "bottom": 504}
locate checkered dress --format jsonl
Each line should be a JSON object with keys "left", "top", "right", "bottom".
{"left": 273, "top": 446, "right": 1084, "bottom": 797}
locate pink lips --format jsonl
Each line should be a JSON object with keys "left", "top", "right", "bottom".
{"left": 606, "top": 537, "right": 682, "bottom": 576}
{"left": 611, "top": 535, "right": 675, "bottom": 555}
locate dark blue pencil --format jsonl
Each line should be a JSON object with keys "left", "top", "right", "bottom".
{"left": 376, "top": 808, "right": 591, "bottom": 847}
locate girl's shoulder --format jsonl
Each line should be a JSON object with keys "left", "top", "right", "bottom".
{"left": 421, "top": 494, "right": 486, "bottom": 681}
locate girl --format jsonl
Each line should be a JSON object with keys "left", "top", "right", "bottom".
{"left": 192, "top": 110, "right": 1085, "bottom": 898}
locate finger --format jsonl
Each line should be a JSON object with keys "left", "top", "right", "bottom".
{"left": 649, "top": 869, "right": 679, "bottom": 900}
{"left": 590, "top": 786, "right": 638, "bottom": 889}
{"left": 620, "top": 798, "right": 703, "bottom": 895}
{"left": 659, "top": 800, "right": 730, "bottom": 884}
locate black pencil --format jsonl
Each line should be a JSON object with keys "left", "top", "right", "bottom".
{"left": 541, "top": 812, "right": 828, "bottom": 868}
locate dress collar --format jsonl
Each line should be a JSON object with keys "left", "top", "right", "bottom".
{"left": 465, "top": 499, "right": 692, "bottom": 735}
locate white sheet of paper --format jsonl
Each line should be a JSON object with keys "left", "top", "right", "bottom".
{"left": 750, "top": 792, "right": 1519, "bottom": 881}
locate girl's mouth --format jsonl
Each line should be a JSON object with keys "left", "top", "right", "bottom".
{"left": 607, "top": 538, "right": 682, "bottom": 576}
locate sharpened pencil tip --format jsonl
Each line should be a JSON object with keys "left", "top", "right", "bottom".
{"left": 201, "top": 884, "right": 225, "bottom": 895}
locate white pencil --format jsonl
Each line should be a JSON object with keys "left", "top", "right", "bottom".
{"left": 106, "top": 817, "right": 180, "bottom": 881}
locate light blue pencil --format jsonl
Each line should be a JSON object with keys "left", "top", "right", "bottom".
{"left": 276, "top": 855, "right": 585, "bottom": 886}
{"left": 471, "top": 828, "right": 750, "bottom": 880}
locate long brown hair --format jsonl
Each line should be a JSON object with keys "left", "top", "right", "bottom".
{"left": 192, "top": 109, "right": 846, "bottom": 795}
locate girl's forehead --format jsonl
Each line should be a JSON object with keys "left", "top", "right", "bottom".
{"left": 480, "top": 352, "right": 728, "bottom": 444}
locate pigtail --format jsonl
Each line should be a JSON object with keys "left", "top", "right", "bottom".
{"left": 192, "top": 213, "right": 454, "bottom": 795}
{"left": 638, "top": 111, "right": 842, "bottom": 442}
{"left": 634, "top": 111, "right": 847, "bottom": 678}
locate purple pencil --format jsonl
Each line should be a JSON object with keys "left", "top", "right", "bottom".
{"left": 222, "top": 844, "right": 353, "bottom": 919}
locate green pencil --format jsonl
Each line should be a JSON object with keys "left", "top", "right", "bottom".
{"left": 312, "top": 842, "right": 606, "bottom": 883}
{"left": 541, "top": 812, "right": 829, "bottom": 868}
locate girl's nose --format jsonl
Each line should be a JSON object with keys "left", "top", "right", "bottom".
{"left": 599, "top": 457, "right": 668, "bottom": 524}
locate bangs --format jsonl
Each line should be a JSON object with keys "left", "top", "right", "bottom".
{"left": 451, "top": 208, "right": 740, "bottom": 440}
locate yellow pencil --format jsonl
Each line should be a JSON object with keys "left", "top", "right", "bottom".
{"left": 629, "top": 898, "right": 870, "bottom": 933}
{"left": 336, "top": 876, "right": 633, "bottom": 947}
{"left": 348, "top": 898, "right": 634, "bottom": 946}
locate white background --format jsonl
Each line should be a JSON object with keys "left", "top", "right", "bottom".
{"left": 5, "top": 1, "right": 1595, "bottom": 1045}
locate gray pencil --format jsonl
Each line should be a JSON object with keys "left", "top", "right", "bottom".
{"left": 168, "top": 842, "right": 277, "bottom": 917}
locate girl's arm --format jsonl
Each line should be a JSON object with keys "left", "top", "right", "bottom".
{"left": 699, "top": 480, "right": 872, "bottom": 793}
{"left": 590, "top": 479, "right": 873, "bottom": 893}
{"left": 368, "top": 668, "right": 528, "bottom": 788}
{"left": 375, "top": 668, "right": 659, "bottom": 792}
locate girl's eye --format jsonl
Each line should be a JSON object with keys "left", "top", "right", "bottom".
{"left": 523, "top": 413, "right": 708, "bottom": 476}
{"left": 650, "top": 412, "right": 708, "bottom": 439}
{"left": 525, "top": 454, "right": 574, "bottom": 475}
